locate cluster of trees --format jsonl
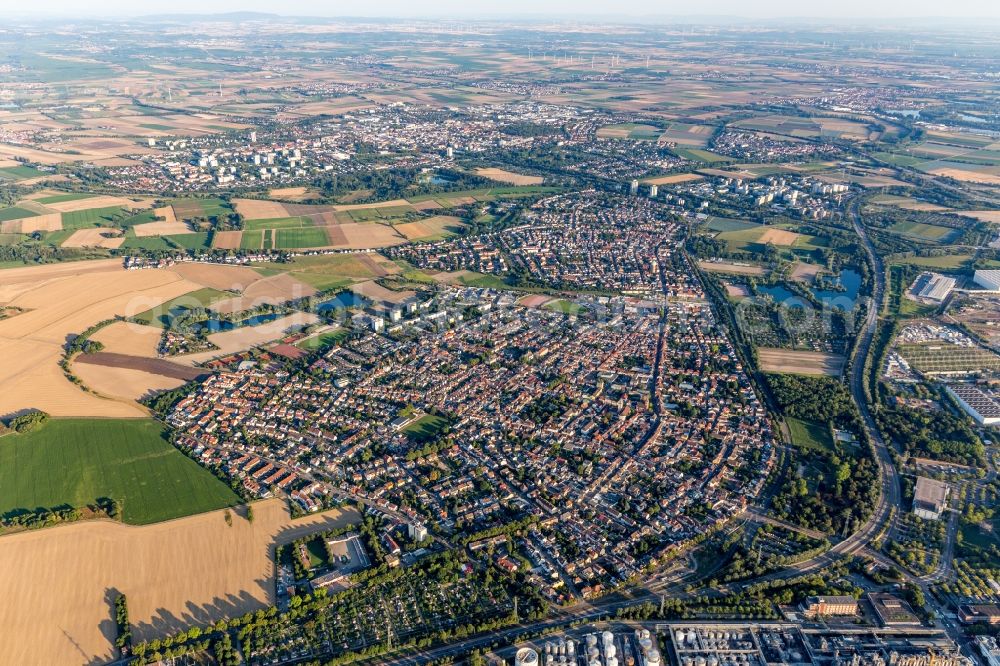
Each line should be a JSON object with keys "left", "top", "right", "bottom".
{"left": 113, "top": 594, "right": 132, "bottom": 653}
{"left": 1, "top": 496, "right": 121, "bottom": 533}
{"left": 766, "top": 375, "right": 879, "bottom": 535}
{"left": 766, "top": 374, "right": 860, "bottom": 428}
{"left": 311, "top": 166, "right": 491, "bottom": 203}
{"left": 876, "top": 400, "right": 984, "bottom": 466}
{"left": 5, "top": 409, "right": 49, "bottom": 433}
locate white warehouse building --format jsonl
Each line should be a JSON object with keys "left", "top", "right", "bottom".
{"left": 974, "top": 270, "right": 1000, "bottom": 291}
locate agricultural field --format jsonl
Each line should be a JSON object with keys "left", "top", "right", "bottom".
{"left": 787, "top": 417, "right": 836, "bottom": 454}
{"left": 596, "top": 122, "right": 663, "bottom": 140}
{"left": 0, "top": 259, "right": 198, "bottom": 418}
{"left": 896, "top": 344, "right": 1000, "bottom": 375}
{"left": 60, "top": 205, "right": 126, "bottom": 229}
{"left": 887, "top": 221, "right": 961, "bottom": 243}
{"left": 474, "top": 167, "right": 544, "bottom": 185}
{"left": 758, "top": 348, "right": 846, "bottom": 376}
{"left": 0, "top": 418, "right": 239, "bottom": 524}
{"left": 273, "top": 226, "right": 332, "bottom": 249}
{"left": 0, "top": 498, "right": 360, "bottom": 666}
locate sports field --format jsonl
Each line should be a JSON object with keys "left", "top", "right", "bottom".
{"left": 0, "top": 418, "right": 240, "bottom": 524}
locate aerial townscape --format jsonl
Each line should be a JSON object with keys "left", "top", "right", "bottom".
{"left": 2, "top": 5, "right": 1000, "bottom": 666}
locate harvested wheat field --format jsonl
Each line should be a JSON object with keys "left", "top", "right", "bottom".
{"left": 0, "top": 211, "right": 61, "bottom": 234}
{"left": 269, "top": 186, "right": 311, "bottom": 200}
{"left": 212, "top": 230, "right": 243, "bottom": 248}
{"left": 758, "top": 228, "right": 800, "bottom": 245}
{"left": 44, "top": 194, "right": 139, "bottom": 213}
{"left": 0, "top": 260, "right": 199, "bottom": 417}
{"left": 790, "top": 262, "right": 824, "bottom": 283}
{"left": 334, "top": 222, "right": 406, "bottom": 249}
{"left": 954, "top": 210, "right": 1000, "bottom": 223}
{"left": 72, "top": 362, "right": 186, "bottom": 401}
{"left": 641, "top": 173, "right": 703, "bottom": 185}
{"left": 169, "top": 262, "right": 261, "bottom": 292}
{"left": 0, "top": 500, "right": 361, "bottom": 666}
{"left": 132, "top": 219, "right": 191, "bottom": 237}
{"left": 929, "top": 168, "right": 1000, "bottom": 186}
{"left": 89, "top": 321, "right": 163, "bottom": 357}
{"left": 209, "top": 273, "right": 317, "bottom": 313}
{"left": 474, "top": 167, "right": 544, "bottom": 185}
{"left": 177, "top": 312, "right": 319, "bottom": 365}
{"left": 395, "top": 215, "right": 464, "bottom": 241}
{"left": 758, "top": 348, "right": 846, "bottom": 376}
{"left": 61, "top": 227, "right": 125, "bottom": 248}
{"left": 233, "top": 198, "right": 288, "bottom": 220}
{"left": 724, "top": 283, "right": 751, "bottom": 298}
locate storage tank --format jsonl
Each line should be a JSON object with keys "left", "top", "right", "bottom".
{"left": 603, "top": 631, "right": 615, "bottom": 646}
{"left": 646, "top": 649, "right": 661, "bottom": 666}
{"left": 607, "top": 658, "right": 618, "bottom": 666}
{"left": 606, "top": 644, "right": 617, "bottom": 660}
{"left": 639, "top": 638, "right": 653, "bottom": 652}
{"left": 567, "top": 640, "right": 576, "bottom": 655}
{"left": 587, "top": 635, "right": 598, "bottom": 648}
{"left": 515, "top": 647, "right": 539, "bottom": 666}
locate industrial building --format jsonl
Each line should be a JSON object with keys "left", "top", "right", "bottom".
{"left": 866, "top": 592, "right": 920, "bottom": 626}
{"left": 977, "top": 636, "right": 1000, "bottom": 666}
{"left": 506, "top": 624, "right": 969, "bottom": 666}
{"left": 913, "top": 476, "right": 950, "bottom": 521}
{"left": 800, "top": 596, "right": 858, "bottom": 619}
{"left": 974, "top": 269, "right": 1000, "bottom": 291}
{"left": 946, "top": 384, "right": 1000, "bottom": 426}
{"left": 909, "top": 271, "right": 956, "bottom": 302}
{"left": 959, "top": 604, "right": 1000, "bottom": 625}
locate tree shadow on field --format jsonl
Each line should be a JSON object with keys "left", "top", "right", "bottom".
{"left": 130, "top": 584, "right": 270, "bottom": 643}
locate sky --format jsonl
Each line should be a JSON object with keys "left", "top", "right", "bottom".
{"left": 14, "top": 0, "right": 1000, "bottom": 20}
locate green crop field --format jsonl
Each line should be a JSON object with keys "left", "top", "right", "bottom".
{"left": 673, "top": 148, "right": 731, "bottom": 163}
{"left": 61, "top": 206, "right": 125, "bottom": 229}
{"left": 297, "top": 329, "right": 349, "bottom": 350}
{"left": 0, "top": 165, "right": 44, "bottom": 180}
{"left": 0, "top": 418, "right": 240, "bottom": 524}
{"left": 0, "top": 206, "right": 39, "bottom": 222}
{"left": 165, "top": 232, "right": 212, "bottom": 250}
{"left": 787, "top": 418, "right": 835, "bottom": 454}
{"left": 244, "top": 216, "right": 313, "bottom": 231}
{"left": 890, "top": 254, "right": 974, "bottom": 270}
{"left": 36, "top": 193, "right": 97, "bottom": 205}
{"left": 403, "top": 414, "right": 450, "bottom": 442}
{"left": 274, "top": 227, "right": 330, "bottom": 249}
{"left": 240, "top": 230, "right": 263, "bottom": 249}
{"left": 888, "top": 221, "right": 960, "bottom": 242}
{"left": 705, "top": 217, "right": 758, "bottom": 233}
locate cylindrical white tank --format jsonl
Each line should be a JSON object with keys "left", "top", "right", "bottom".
{"left": 647, "top": 649, "right": 661, "bottom": 666}
{"left": 605, "top": 645, "right": 617, "bottom": 660}
{"left": 639, "top": 638, "right": 653, "bottom": 652}
{"left": 602, "top": 631, "right": 614, "bottom": 645}
{"left": 567, "top": 641, "right": 576, "bottom": 654}
{"left": 515, "top": 647, "right": 539, "bottom": 666}
{"left": 606, "top": 658, "right": 618, "bottom": 666}
{"left": 587, "top": 635, "right": 598, "bottom": 648}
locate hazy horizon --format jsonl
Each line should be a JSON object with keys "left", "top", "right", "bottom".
{"left": 12, "top": 0, "right": 1000, "bottom": 21}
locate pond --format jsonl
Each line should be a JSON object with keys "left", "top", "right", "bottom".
{"left": 317, "top": 291, "right": 367, "bottom": 312}
{"left": 813, "top": 268, "right": 861, "bottom": 310}
{"left": 756, "top": 268, "right": 861, "bottom": 311}
{"left": 189, "top": 311, "right": 285, "bottom": 334}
